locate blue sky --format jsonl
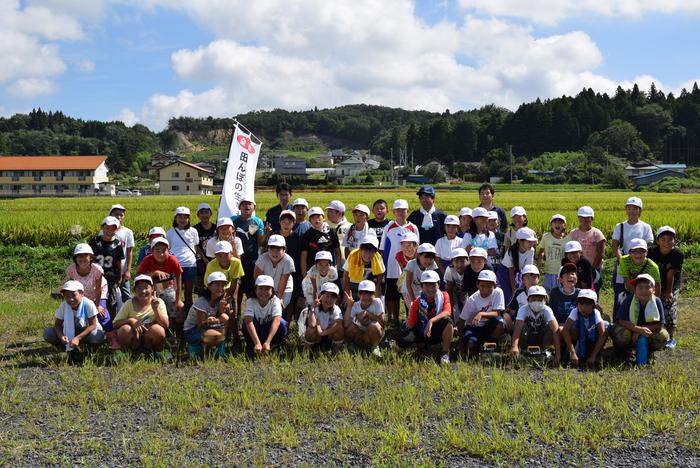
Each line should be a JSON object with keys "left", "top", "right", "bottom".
{"left": 2, "top": 1, "right": 699, "bottom": 130}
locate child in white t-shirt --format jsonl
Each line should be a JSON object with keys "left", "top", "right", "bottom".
{"left": 435, "top": 215, "right": 463, "bottom": 277}
{"left": 242, "top": 275, "right": 288, "bottom": 355}
{"left": 343, "top": 280, "right": 385, "bottom": 358}
{"left": 254, "top": 234, "right": 296, "bottom": 308}
{"left": 166, "top": 206, "right": 200, "bottom": 323}
{"left": 304, "top": 282, "right": 345, "bottom": 352}
{"left": 537, "top": 214, "right": 570, "bottom": 291}
{"left": 302, "top": 250, "right": 339, "bottom": 307}
{"left": 511, "top": 286, "right": 561, "bottom": 366}
{"left": 444, "top": 248, "right": 469, "bottom": 322}
{"left": 561, "top": 289, "right": 607, "bottom": 368}
{"left": 458, "top": 270, "right": 505, "bottom": 355}
{"left": 502, "top": 227, "right": 538, "bottom": 295}
{"left": 183, "top": 272, "right": 230, "bottom": 359}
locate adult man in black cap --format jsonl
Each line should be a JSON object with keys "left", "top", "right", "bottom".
{"left": 407, "top": 185, "right": 447, "bottom": 245}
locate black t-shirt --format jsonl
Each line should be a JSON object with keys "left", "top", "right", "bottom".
{"left": 275, "top": 229, "right": 302, "bottom": 278}
{"left": 561, "top": 257, "right": 594, "bottom": 290}
{"left": 549, "top": 286, "right": 580, "bottom": 325}
{"left": 461, "top": 264, "right": 494, "bottom": 297}
{"left": 265, "top": 204, "right": 291, "bottom": 232}
{"left": 301, "top": 226, "right": 340, "bottom": 267}
{"left": 648, "top": 246, "right": 684, "bottom": 290}
{"left": 89, "top": 235, "right": 125, "bottom": 284}
{"left": 368, "top": 218, "right": 390, "bottom": 243}
{"left": 194, "top": 222, "right": 217, "bottom": 255}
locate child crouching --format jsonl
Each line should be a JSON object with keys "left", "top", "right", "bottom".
{"left": 183, "top": 272, "right": 230, "bottom": 359}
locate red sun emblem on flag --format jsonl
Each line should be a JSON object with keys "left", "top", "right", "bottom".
{"left": 237, "top": 135, "right": 256, "bottom": 154}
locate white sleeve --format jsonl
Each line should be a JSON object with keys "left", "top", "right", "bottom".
{"left": 460, "top": 234, "right": 472, "bottom": 250}
{"left": 285, "top": 255, "right": 296, "bottom": 274}
{"left": 206, "top": 238, "right": 215, "bottom": 258}
{"left": 126, "top": 229, "right": 135, "bottom": 249}
{"left": 488, "top": 233, "right": 497, "bottom": 249}
{"left": 515, "top": 305, "right": 528, "bottom": 321}
{"left": 191, "top": 228, "right": 200, "bottom": 247}
{"left": 643, "top": 223, "right": 654, "bottom": 243}
{"left": 492, "top": 289, "right": 505, "bottom": 311}
{"left": 501, "top": 251, "right": 513, "bottom": 268}
{"left": 612, "top": 223, "right": 621, "bottom": 242}
{"left": 271, "top": 298, "right": 283, "bottom": 317}
{"left": 459, "top": 297, "right": 474, "bottom": 321}
{"left": 235, "top": 237, "right": 243, "bottom": 256}
{"left": 593, "top": 309, "right": 603, "bottom": 324}
{"left": 543, "top": 306, "right": 556, "bottom": 323}
{"left": 243, "top": 299, "right": 255, "bottom": 318}
{"left": 371, "top": 298, "right": 385, "bottom": 315}
{"left": 84, "top": 299, "right": 99, "bottom": 319}
{"left": 567, "top": 308, "right": 578, "bottom": 322}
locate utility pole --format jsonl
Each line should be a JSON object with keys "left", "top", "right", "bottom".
{"left": 509, "top": 144, "right": 513, "bottom": 184}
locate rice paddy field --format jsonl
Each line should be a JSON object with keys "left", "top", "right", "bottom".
{"left": 1, "top": 190, "right": 700, "bottom": 466}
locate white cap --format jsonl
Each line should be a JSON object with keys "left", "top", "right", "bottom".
{"left": 564, "top": 240, "right": 582, "bottom": 253}
{"left": 510, "top": 206, "right": 526, "bottom": 217}
{"left": 521, "top": 264, "right": 540, "bottom": 276}
{"left": 516, "top": 227, "right": 538, "bottom": 242}
{"left": 400, "top": 231, "right": 419, "bottom": 244}
{"left": 578, "top": 289, "right": 597, "bottom": 302}
{"left": 358, "top": 280, "right": 376, "bottom": 292}
{"left": 214, "top": 240, "right": 233, "bottom": 254}
{"left": 110, "top": 204, "right": 126, "bottom": 213}
{"left": 308, "top": 207, "right": 324, "bottom": 217}
{"left": 657, "top": 226, "right": 676, "bottom": 238}
{"left": 314, "top": 251, "right": 333, "bottom": 262}
{"left": 631, "top": 273, "right": 655, "bottom": 287}
{"left": 267, "top": 234, "right": 286, "bottom": 248}
{"left": 626, "top": 196, "right": 643, "bottom": 208}
{"left": 255, "top": 275, "right": 274, "bottom": 288}
{"left": 393, "top": 199, "right": 409, "bottom": 210}
{"left": 151, "top": 237, "right": 169, "bottom": 248}
{"left": 239, "top": 197, "right": 256, "bottom": 206}
{"left": 352, "top": 204, "right": 370, "bottom": 216}
{"left": 444, "top": 215, "right": 460, "bottom": 226}
{"left": 101, "top": 216, "right": 120, "bottom": 227}
{"left": 61, "top": 280, "right": 84, "bottom": 292}
{"left": 360, "top": 233, "right": 379, "bottom": 249}
{"left": 420, "top": 270, "right": 440, "bottom": 283}
{"left": 279, "top": 209, "right": 296, "bottom": 220}
{"left": 469, "top": 247, "right": 487, "bottom": 258}
{"left": 216, "top": 217, "right": 233, "bottom": 228}
{"left": 327, "top": 200, "right": 346, "bottom": 213}
{"left": 207, "top": 271, "right": 228, "bottom": 284}
{"left": 450, "top": 248, "right": 468, "bottom": 260}
{"left": 292, "top": 198, "right": 309, "bottom": 208}
{"left": 196, "top": 202, "right": 212, "bottom": 213}
{"left": 459, "top": 207, "right": 472, "bottom": 217}
{"left": 550, "top": 213, "right": 566, "bottom": 223}
{"left": 472, "top": 207, "right": 489, "bottom": 218}
{"left": 133, "top": 274, "right": 154, "bottom": 286}
{"left": 477, "top": 270, "right": 497, "bottom": 283}
{"left": 417, "top": 243, "right": 436, "bottom": 255}
{"left": 487, "top": 211, "right": 498, "bottom": 220}
{"left": 73, "top": 243, "right": 93, "bottom": 256}
{"left": 320, "top": 282, "right": 340, "bottom": 295}
{"left": 148, "top": 226, "right": 166, "bottom": 237}
{"left": 175, "top": 206, "right": 190, "bottom": 216}
{"left": 527, "top": 285, "right": 547, "bottom": 297}
{"left": 577, "top": 206, "right": 595, "bottom": 218}
{"left": 629, "top": 238, "right": 648, "bottom": 251}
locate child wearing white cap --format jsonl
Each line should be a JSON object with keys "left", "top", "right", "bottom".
{"left": 504, "top": 264, "right": 540, "bottom": 332}
{"left": 342, "top": 233, "right": 385, "bottom": 301}
{"left": 137, "top": 238, "right": 184, "bottom": 324}
{"left": 435, "top": 215, "right": 463, "bottom": 277}
{"left": 183, "top": 271, "right": 230, "bottom": 359}
{"left": 511, "top": 286, "right": 561, "bottom": 365}
{"left": 502, "top": 227, "right": 538, "bottom": 298}
{"left": 109, "top": 204, "right": 135, "bottom": 304}
{"left": 113, "top": 275, "right": 169, "bottom": 357}
{"left": 344, "top": 204, "right": 371, "bottom": 257}
{"left": 618, "top": 238, "right": 661, "bottom": 301}
{"left": 397, "top": 270, "right": 453, "bottom": 364}
{"left": 402, "top": 243, "right": 439, "bottom": 309}
{"left": 326, "top": 200, "right": 352, "bottom": 265}
{"left": 291, "top": 198, "right": 311, "bottom": 237}
{"left": 254, "top": 234, "right": 296, "bottom": 309}
{"left": 343, "top": 280, "right": 385, "bottom": 358}
{"left": 569, "top": 206, "right": 605, "bottom": 290}
{"left": 205, "top": 218, "right": 243, "bottom": 261}
{"left": 242, "top": 275, "right": 288, "bottom": 355}
{"left": 458, "top": 207, "right": 472, "bottom": 238}
{"left": 462, "top": 247, "right": 493, "bottom": 297}
{"left": 203, "top": 239, "right": 244, "bottom": 311}
{"left": 136, "top": 227, "right": 166, "bottom": 266}
{"left": 43, "top": 281, "right": 105, "bottom": 359}
{"left": 166, "top": 207, "right": 200, "bottom": 322}
{"left": 561, "top": 289, "right": 608, "bottom": 368}
{"left": 444, "top": 249, "right": 469, "bottom": 321}
{"left": 537, "top": 214, "right": 570, "bottom": 292}
{"left": 89, "top": 216, "right": 124, "bottom": 330}
{"left": 302, "top": 251, "right": 340, "bottom": 307}
{"left": 231, "top": 198, "right": 266, "bottom": 306}
{"left": 647, "top": 226, "right": 684, "bottom": 348}
{"left": 562, "top": 241, "right": 594, "bottom": 290}
{"left": 304, "top": 282, "right": 345, "bottom": 351}
{"left": 460, "top": 207, "right": 497, "bottom": 256}
{"left": 300, "top": 207, "right": 342, "bottom": 279}
{"left": 458, "top": 270, "right": 506, "bottom": 355}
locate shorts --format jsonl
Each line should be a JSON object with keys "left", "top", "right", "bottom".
{"left": 183, "top": 326, "right": 203, "bottom": 345}
{"left": 384, "top": 278, "right": 400, "bottom": 301}
{"left": 181, "top": 266, "right": 198, "bottom": 282}
{"left": 543, "top": 273, "right": 558, "bottom": 292}
{"left": 611, "top": 324, "right": 669, "bottom": 351}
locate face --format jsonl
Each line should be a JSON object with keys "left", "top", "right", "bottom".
{"left": 353, "top": 210, "right": 368, "bottom": 225}
{"left": 294, "top": 205, "right": 308, "bottom": 219}
{"left": 134, "top": 281, "right": 153, "bottom": 300}
{"left": 511, "top": 214, "right": 524, "bottom": 228}
{"left": 359, "top": 290, "right": 374, "bottom": 305}
{"left": 577, "top": 299, "right": 595, "bottom": 317}
{"left": 218, "top": 225, "right": 234, "bottom": 240}
{"left": 316, "top": 259, "right": 331, "bottom": 275}
{"left": 634, "top": 280, "right": 654, "bottom": 302}
{"left": 280, "top": 216, "right": 294, "bottom": 231}
{"left": 418, "top": 253, "right": 435, "bottom": 268}
{"left": 360, "top": 246, "right": 375, "bottom": 263}
{"left": 239, "top": 201, "right": 254, "bottom": 217}
{"left": 215, "top": 251, "right": 231, "bottom": 266}
{"left": 277, "top": 190, "right": 291, "bottom": 207}
{"left": 565, "top": 251, "right": 582, "bottom": 263}
{"left": 373, "top": 203, "right": 387, "bottom": 221}
{"left": 393, "top": 208, "right": 408, "bottom": 223}
{"left": 657, "top": 233, "right": 676, "bottom": 251}
{"left": 256, "top": 285, "right": 274, "bottom": 302}
{"left": 401, "top": 241, "right": 417, "bottom": 258}
{"left": 479, "top": 188, "right": 493, "bottom": 206}
{"left": 487, "top": 218, "right": 498, "bottom": 231}
{"left": 310, "top": 214, "right": 324, "bottom": 230}
{"left": 421, "top": 282, "right": 437, "bottom": 298}
{"left": 209, "top": 280, "right": 226, "bottom": 298}
{"left": 418, "top": 194, "right": 434, "bottom": 211}
{"left": 320, "top": 292, "right": 337, "bottom": 310}
{"left": 528, "top": 295, "right": 546, "bottom": 305}
{"left": 326, "top": 208, "right": 342, "bottom": 223}
{"left": 74, "top": 253, "right": 92, "bottom": 269}
{"left": 452, "top": 257, "right": 467, "bottom": 272}
{"left": 477, "top": 280, "right": 495, "bottom": 297}
{"left": 62, "top": 290, "right": 83, "bottom": 308}
{"left": 268, "top": 246, "right": 285, "bottom": 262}
{"left": 460, "top": 215, "right": 472, "bottom": 230}
{"left": 152, "top": 243, "right": 168, "bottom": 262}
{"left": 111, "top": 209, "right": 125, "bottom": 223}
{"left": 445, "top": 224, "right": 458, "bottom": 237}
{"left": 474, "top": 216, "right": 487, "bottom": 231}
{"left": 103, "top": 224, "right": 118, "bottom": 237}
{"left": 550, "top": 219, "right": 565, "bottom": 234}
{"left": 560, "top": 271, "right": 577, "bottom": 288}
{"left": 522, "top": 273, "right": 539, "bottom": 289}
{"left": 578, "top": 216, "right": 592, "bottom": 230}
{"left": 630, "top": 248, "right": 647, "bottom": 264}
{"left": 175, "top": 214, "right": 189, "bottom": 228}
{"left": 625, "top": 205, "right": 641, "bottom": 220}
{"left": 197, "top": 209, "right": 212, "bottom": 223}
{"left": 470, "top": 256, "right": 486, "bottom": 272}
{"left": 519, "top": 239, "right": 536, "bottom": 251}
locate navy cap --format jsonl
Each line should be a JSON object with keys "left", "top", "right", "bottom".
{"left": 416, "top": 185, "right": 435, "bottom": 197}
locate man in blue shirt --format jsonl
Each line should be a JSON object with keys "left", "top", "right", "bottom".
{"left": 407, "top": 185, "right": 446, "bottom": 245}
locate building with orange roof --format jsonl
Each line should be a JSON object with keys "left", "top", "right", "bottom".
{"left": 0, "top": 155, "right": 109, "bottom": 197}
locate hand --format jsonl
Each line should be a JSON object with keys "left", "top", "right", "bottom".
{"left": 570, "top": 352, "right": 579, "bottom": 367}
{"left": 124, "top": 270, "right": 131, "bottom": 281}
{"left": 424, "top": 321, "right": 432, "bottom": 338}
{"left": 264, "top": 222, "right": 272, "bottom": 235}
{"left": 156, "top": 271, "right": 170, "bottom": 281}
{"left": 344, "top": 291, "right": 354, "bottom": 306}
{"left": 97, "top": 305, "right": 107, "bottom": 318}
{"left": 312, "top": 298, "right": 321, "bottom": 309}
{"left": 207, "top": 316, "right": 218, "bottom": 325}
{"left": 254, "top": 342, "right": 263, "bottom": 354}
{"left": 585, "top": 356, "right": 596, "bottom": 368}
{"left": 638, "top": 327, "right": 652, "bottom": 337}
{"left": 552, "top": 355, "right": 561, "bottom": 367}
{"left": 60, "top": 335, "right": 69, "bottom": 345}
{"left": 262, "top": 342, "right": 271, "bottom": 353}
{"left": 70, "top": 336, "right": 80, "bottom": 348}
{"left": 176, "top": 300, "right": 185, "bottom": 311}
{"left": 219, "top": 298, "right": 229, "bottom": 315}
{"left": 663, "top": 292, "right": 673, "bottom": 304}
{"left": 511, "top": 347, "right": 520, "bottom": 358}
{"left": 471, "top": 312, "right": 482, "bottom": 327}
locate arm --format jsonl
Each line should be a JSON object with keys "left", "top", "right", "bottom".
{"left": 243, "top": 316, "right": 262, "bottom": 352}
{"left": 263, "top": 316, "right": 282, "bottom": 351}
{"left": 342, "top": 271, "right": 351, "bottom": 298}
{"left": 611, "top": 239, "right": 621, "bottom": 261}
{"left": 511, "top": 320, "right": 523, "bottom": 355}
{"left": 374, "top": 273, "right": 383, "bottom": 295}
{"left": 116, "top": 259, "right": 123, "bottom": 286}
{"left": 124, "top": 247, "right": 133, "bottom": 281}
{"left": 593, "top": 240, "right": 605, "bottom": 269}
{"left": 562, "top": 318, "right": 576, "bottom": 363}
{"left": 300, "top": 250, "right": 308, "bottom": 278}
{"left": 321, "top": 319, "right": 343, "bottom": 337}
{"left": 276, "top": 273, "right": 290, "bottom": 301}
{"left": 663, "top": 269, "right": 678, "bottom": 302}
{"left": 72, "top": 315, "right": 98, "bottom": 346}
{"left": 508, "top": 267, "right": 516, "bottom": 292}
{"left": 536, "top": 247, "right": 545, "bottom": 268}
{"left": 153, "top": 300, "right": 169, "bottom": 329}
{"left": 228, "top": 280, "right": 239, "bottom": 318}
{"left": 175, "top": 274, "right": 184, "bottom": 310}
{"left": 471, "top": 309, "right": 500, "bottom": 327}
{"left": 53, "top": 318, "right": 67, "bottom": 345}
{"left": 343, "top": 292, "right": 354, "bottom": 328}
{"left": 548, "top": 319, "right": 561, "bottom": 365}
{"left": 618, "top": 319, "right": 655, "bottom": 336}
{"left": 404, "top": 270, "right": 415, "bottom": 302}
{"left": 253, "top": 265, "right": 263, "bottom": 282}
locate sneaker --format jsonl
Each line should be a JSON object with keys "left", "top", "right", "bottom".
{"left": 371, "top": 346, "right": 382, "bottom": 359}
{"left": 440, "top": 353, "right": 450, "bottom": 365}
{"left": 666, "top": 337, "right": 677, "bottom": 349}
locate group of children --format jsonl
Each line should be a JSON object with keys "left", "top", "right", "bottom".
{"left": 44, "top": 183, "right": 684, "bottom": 366}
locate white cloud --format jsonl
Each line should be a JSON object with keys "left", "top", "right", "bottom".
{"left": 76, "top": 59, "right": 95, "bottom": 73}
{"left": 457, "top": 0, "right": 700, "bottom": 25}
{"left": 7, "top": 78, "right": 58, "bottom": 98}
{"left": 116, "top": 108, "right": 140, "bottom": 126}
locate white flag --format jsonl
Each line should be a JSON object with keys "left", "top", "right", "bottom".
{"left": 218, "top": 123, "right": 262, "bottom": 219}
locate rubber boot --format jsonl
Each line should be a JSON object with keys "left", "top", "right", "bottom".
{"left": 187, "top": 343, "right": 202, "bottom": 360}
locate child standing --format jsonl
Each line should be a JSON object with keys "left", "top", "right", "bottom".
{"left": 462, "top": 247, "right": 492, "bottom": 297}
{"left": 166, "top": 206, "right": 199, "bottom": 325}
{"left": 242, "top": 275, "right": 288, "bottom": 356}
{"left": 194, "top": 203, "right": 217, "bottom": 281}
{"left": 403, "top": 243, "right": 439, "bottom": 308}
{"left": 538, "top": 214, "right": 570, "bottom": 292}
{"left": 504, "top": 264, "right": 540, "bottom": 333}
{"left": 647, "top": 226, "right": 684, "bottom": 348}
{"left": 562, "top": 241, "right": 595, "bottom": 290}
{"left": 569, "top": 206, "right": 605, "bottom": 291}
{"left": 435, "top": 215, "right": 463, "bottom": 277}
{"left": 109, "top": 204, "right": 134, "bottom": 304}
{"left": 183, "top": 271, "right": 230, "bottom": 359}
{"left": 498, "top": 206, "right": 527, "bottom": 300}
{"left": 461, "top": 207, "right": 497, "bottom": 256}
{"left": 344, "top": 204, "right": 371, "bottom": 258}
{"left": 458, "top": 207, "right": 472, "bottom": 238}
{"left": 89, "top": 216, "right": 124, "bottom": 333}
{"left": 458, "top": 270, "right": 506, "bottom": 355}
{"left": 205, "top": 217, "right": 243, "bottom": 260}
{"left": 562, "top": 289, "right": 608, "bottom": 368}
{"left": 502, "top": 227, "right": 538, "bottom": 298}
{"left": 300, "top": 207, "right": 342, "bottom": 278}
{"left": 254, "top": 234, "right": 296, "bottom": 308}
{"left": 368, "top": 199, "right": 390, "bottom": 241}
{"left": 343, "top": 280, "right": 385, "bottom": 358}
{"left": 204, "top": 240, "right": 243, "bottom": 340}
{"left": 136, "top": 227, "right": 166, "bottom": 266}
{"left": 342, "top": 233, "right": 385, "bottom": 301}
